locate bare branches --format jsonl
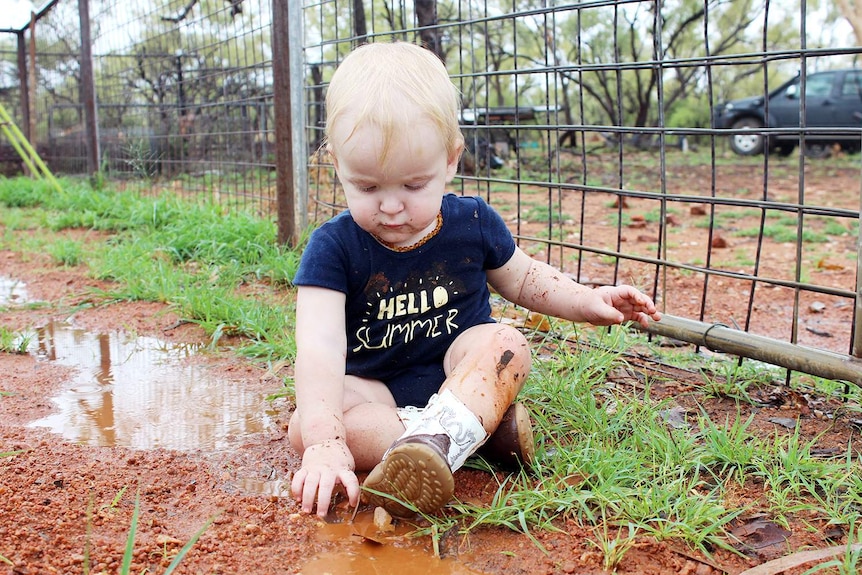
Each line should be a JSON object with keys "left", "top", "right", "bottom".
{"left": 162, "top": 0, "right": 244, "bottom": 23}
{"left": 162, "top": 0, "right": 198, "bottom": 23}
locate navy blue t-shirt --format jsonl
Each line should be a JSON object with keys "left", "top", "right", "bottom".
{"left": 293, "top": 193, "right": 516, "bottom": 406}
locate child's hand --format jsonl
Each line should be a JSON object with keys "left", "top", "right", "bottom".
{"left": 291, "top": 439, "right": 360, "bottom": 517}
{"left": 584, "top": 285, "right": 661, "bottom": 329}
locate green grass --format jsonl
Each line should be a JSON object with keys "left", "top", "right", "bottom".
{"left": 441, "top": 328, "right": 744, "bottom": 558}
{"left": 436, "top": 328, "right": 861, "bottom": 566}
{"left": 736, "top": 224, "right": 828, "bottom": 244}
{"left": 118, "top": 492, "right": 213, "bottom": 575}
{"left": 0, "top": 326, "right": 32, "bottom": 354}
{"left": 0, "top": 176, "right": 301, "bottom": 362}
{"left": 47, "top": 238, "right": 84, "bottom": 267}
{"left": 823, "top": 220, "right": 852, "bottom": 237}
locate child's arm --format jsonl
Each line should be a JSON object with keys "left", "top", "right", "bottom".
{"left": 290, "top": 285, "right": 360, "bottom": 516}
{"left": 487, "top": 248, "right": 661, "bottom": 327}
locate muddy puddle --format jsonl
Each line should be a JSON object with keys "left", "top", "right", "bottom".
{"left": 26, "top": 320, "right": 277, "bottom": 450}
{"left": 4, "top": 275, "right": 484, "bottom": 574}
{"left": 0, "top": 274, "right": 29, "bottom": 305}
{"left": 233, "top": 480, "right": 484, "bottom": 573}
{"left": 303, "top": 509, "right": 485, "bottom": 575}
{"left": 23, "top": 320, "right": 486, "bottom": 573}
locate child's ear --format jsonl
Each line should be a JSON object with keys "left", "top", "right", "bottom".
{"left": 445, "top": 139, "right": 465, "bottom": 181}
{"left": 324, "top": 143, "right": 339, "bottom": 171}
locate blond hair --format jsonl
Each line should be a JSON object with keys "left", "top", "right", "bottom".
{"left": 324, "top": 42, "right": 463, "bottom": 165}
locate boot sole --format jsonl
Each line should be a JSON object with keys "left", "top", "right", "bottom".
{"left": 362, "top": 442, "right": 454, "bottom": 517}
{"left": 512, "top": 402, "right": 536, "bottom": 466}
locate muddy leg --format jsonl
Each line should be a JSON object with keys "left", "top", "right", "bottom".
{"left": 440, "top": 323, "right": 532, "bottom": 433}
{"left": 288, "top": 375, "right": 403, "bottom": 472}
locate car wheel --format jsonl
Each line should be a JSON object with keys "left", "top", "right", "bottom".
{"left": 728, "top": 118, "right": 765, "bottom": 156}
{"left": 772, "top": 143, "right": 796, "bottom": 157}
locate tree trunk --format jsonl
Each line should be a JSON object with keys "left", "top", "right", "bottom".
{"left": 415, "top": 0, "right": 443, "bottom": 61}
{"left": 352, "top": 0, "right": 367, "bottom": 46}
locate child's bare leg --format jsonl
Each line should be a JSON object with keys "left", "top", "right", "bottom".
{"left": 288, "top": 376, "right": 403, "bottom": 471}
{"left": 363, "top": 323, "right": 531, "bottom": 516}
{"left": 341, "top": 401, "right": 404, "bottom": 470}
{"left": 441, "top": 323, "right": 531, "bottom": 432}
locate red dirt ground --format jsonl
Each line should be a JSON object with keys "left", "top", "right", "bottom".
{"left": 1, "top": 250, "right": 858, "bottom": 575}
{"left": 1, "top": 155, "right": 861, "bottom": 575}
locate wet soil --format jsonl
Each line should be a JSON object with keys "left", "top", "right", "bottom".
{"left": 1, "top": 155, "right": 861, "bottom": 575}
{"left": 3, "top": 249, "right": 860, "bottom": 575}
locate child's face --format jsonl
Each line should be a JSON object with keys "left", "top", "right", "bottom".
{"left": 330, "top": 115, "right": 460, "bottom": 249}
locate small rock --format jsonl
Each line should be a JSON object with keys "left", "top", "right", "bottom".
{"left": 768, "top": 417, "right": 798, "bottom": 429}
{"left": 244, "top": 523, "right": 261, "bottom": 534}
{"left": 156, "top": 534, "right": 182, "bottom": 546}
{"left": 679, "top": 560, "right": 698, "bottom": 575}
{"left": 808, "top": 301, "right": 826, "bottom": 313}
{"left": 373, "top": 506, "right": 395, "bottom": 533}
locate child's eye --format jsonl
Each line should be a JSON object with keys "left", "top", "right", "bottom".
{"left": 357, "top": 185, "right": 377, "bottom": 192}
{"left": 405, "top": 182, "right": 428, "bottom": 191}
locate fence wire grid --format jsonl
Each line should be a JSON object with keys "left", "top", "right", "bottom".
{"left": 1, "top": 0, "right": 861, "bottom": 379}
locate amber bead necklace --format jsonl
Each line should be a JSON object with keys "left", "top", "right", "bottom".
{"left": 373, "top": 211, "right": 443, "bottom": 252}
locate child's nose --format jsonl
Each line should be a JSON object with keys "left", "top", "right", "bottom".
{"left": 379, "top": 193, "right": 403, "bottom": 214}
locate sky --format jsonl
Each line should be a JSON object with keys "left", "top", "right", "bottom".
{"left": 1, "top": 0, "right": 37, "bottom": 30}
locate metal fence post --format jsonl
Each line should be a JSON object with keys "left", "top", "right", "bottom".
{"left": 289, "top": 1, "right": 308, "bottom": 237}
{"left": 15, "top": 31, "right": 29, "bottom": 144}
{"left": 854, "top": 170, "right": 862, "bottom": 358}
{"left": 78, "top": 0, "right": 100, "bottom": 177}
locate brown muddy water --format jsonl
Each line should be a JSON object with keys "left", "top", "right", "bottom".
{"left": 3, "top": 274, "right": 484, "bottom": 575}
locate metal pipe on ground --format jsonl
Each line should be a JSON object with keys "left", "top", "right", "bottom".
{"left": 639, "top": 314, "right": 862, "bottom": 389}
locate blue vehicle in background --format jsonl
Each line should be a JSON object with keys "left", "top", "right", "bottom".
{"left": 713, "top": 69, "right": 862, "bottom": 157}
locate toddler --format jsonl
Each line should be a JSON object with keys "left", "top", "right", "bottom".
{"left": 288, "top": 41, "right": 660, "bottom": 518}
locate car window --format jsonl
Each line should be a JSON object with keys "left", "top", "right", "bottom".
{"left": 805, "top": 74, "right": 834, "bottom": 97}
{"left": 841, "top": 71, "right": 862, "bottom": 98}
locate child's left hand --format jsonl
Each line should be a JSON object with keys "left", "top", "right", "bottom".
{"left": 582, "top": 285, "right": 661, "bottom": 328}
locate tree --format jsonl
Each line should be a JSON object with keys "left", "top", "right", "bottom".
{"left": 552, "top": 0, "right": 781, "bottom": 132}
{"left": 835, "top": 0, "right": 862, "bottom": 45}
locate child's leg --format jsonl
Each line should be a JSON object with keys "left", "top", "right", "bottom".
{"left": 441, "top": 323, "right": 532, "bottom": 433}
{"left": 288, "top": 375, "right": 404, "bottom": 471}
{"left": 363, "top": 323, "right": 531, "bottom": 515}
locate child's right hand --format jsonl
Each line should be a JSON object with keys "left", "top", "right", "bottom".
{"left": 291, "top": 439, "right": 360, "bottom": 517}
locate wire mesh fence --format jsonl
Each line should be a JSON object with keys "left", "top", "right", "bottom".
{"left": 1, "top": 0, "right": 278, "bottom": 212}
{"left": 0, "top": 0, "right": 861, "bottom": 380}
{"left": 301, "top": 1, "right": 862, "bottom": 372}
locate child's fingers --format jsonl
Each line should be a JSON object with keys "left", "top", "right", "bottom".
{"left": 300, "top": 471, "right": 323, "bottom": 513}
{"left": 315, "top": 474, "right": 337, "bottom": 517}
{"left": 290, "top": 468, "right": 307, "bottom": 502}
{"left": 339, "top": 470, "right": 361, "bottom": 508}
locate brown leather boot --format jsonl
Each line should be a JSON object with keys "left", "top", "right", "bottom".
{"left": 362, "top": 433, "right": 455, "bottom": 517}
{"left": 477, "top": 402, "right": 535, "bottom": 470}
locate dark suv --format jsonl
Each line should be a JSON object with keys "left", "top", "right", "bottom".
{"left": 714, "top": 69, "right": 862, "bottom": 157}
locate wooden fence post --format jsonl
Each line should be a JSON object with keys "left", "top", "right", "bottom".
{"left": 272, "top": 0, "right": 296, "bottom": 247}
